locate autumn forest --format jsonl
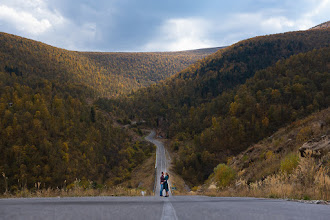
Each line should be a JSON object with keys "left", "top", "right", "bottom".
{"left": 0, "top": 25, "right": 329, "bottom": 197}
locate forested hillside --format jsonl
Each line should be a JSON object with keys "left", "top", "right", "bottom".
{"left": 119, "top": 29, "right": 329, "bottom": 119}
{"left": 0, "top": 32, "right": 146, "bottom": 192}
{"left": 0, "top": 68, "right": 156, "bottom": 193}
{"left": 0, "top": 32, "right": 219, "bottom": 98}
{"left": 82, "top": 48, "right": 221, "bottom": 87}
{"left": 173, "top": 47, "right": 329, "bottom": 184}
{"left": 0, "top": 31, "right": 218, "bottom": 194}
{"left": 1, "top": 25, "right": 329, "bottom": 194}
{"left": 0, "top": 32, "right": 132, "bottom": 97}
{"left": 106, "top": 28, "right": 330, "bottom": 185}
{"left": 202, "top": 108, "right": 330, "bottom": 200}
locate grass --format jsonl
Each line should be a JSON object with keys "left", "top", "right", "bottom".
{"left": 280, "top": 153, "right": 300, "bottom": 174}
{"left": 1, "top": 186, "right": 152, "bottom": 198}
{"left": 202, "top": 108, "right": 329, "bottom": 201}
{"left": 120, "top": 152, "right": 156, "bottom": 192}
{"left": 1, "top": 177, "right": 154, "bottom": 198}
{"left": 202, "top": 152, "right": 330, "bottom": 201}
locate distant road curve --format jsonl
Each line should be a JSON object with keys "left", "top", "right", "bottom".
{"left": 145, "top": 130, "right": 168, "bottom": 195}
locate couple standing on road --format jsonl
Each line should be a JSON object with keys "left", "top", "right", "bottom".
{"left": 160, "top": 172, "right": 170, "bottom": 197}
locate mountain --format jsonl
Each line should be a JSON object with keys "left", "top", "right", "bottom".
{"left": 0, "top": 58, "right": 155, "bottom": 193}
{"left": 0, "top": 32, "right": 220, "bottom": 98}
{"left": 173, "top": 47, "right": 329, "bottom": 184}
{"left": 108, "top": 27, "right": 330, "bottom": 185}
{"left": 1, "top": 21, "right": 329, "bottom": 195}
{"left": 82, "top": 47, "right": 222, "bottom": 88}
{"left": 0, "top": 32, "right": 218, "bottom": 194}
{"left": 116, "top": 28, "right": 329, "bottom": 125}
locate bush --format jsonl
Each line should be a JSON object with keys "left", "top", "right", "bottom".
{"left": 280, "top": 153, "right": 299, "bottom": 174}
{"left": 214, "top": 164, "right": 236, "bottom": 189}
{"left": 303, "top": 195, "right": 311, "bottom": 200}
{"left": 191, "top": 186, "right": 198, "bottom": 192}
{"left": 296, "top": 127, "right": 312, "bottom": 143}
{"left": 171, "top": 141, "right": 180, "bottom": 151}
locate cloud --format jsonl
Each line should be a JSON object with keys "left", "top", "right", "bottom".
{"left": 209, "top": 0, "right": 330, "bottom": 47}
{"left": 143, "top": 18, "right": 215, "bottom": 51}
{"left": 144, "top": 12, "right": 302, "bottom": 52}
{"left": 0, "top": 3, "right": 58, "bottom": 35}
{"left": 0, "top": 0, "right": 65, "bottom": 36}
{"left": 225, "top": 12, "right": 298, "bottom": 32}
{"left": 304, "top": 0, "right": 330, "bottom": 17}
{"left": 0, "top": 0, "right": 329, "bottom": 52}
{"left": 0, "top": 5, "right": 51, "bottom": 35}
{"left": 0, "top": 0, "right": 99, "bottom": 50}
{"left": 143, "top": 0, "right": 330, "bottom": 52}
{"left": 300, "top": 0, "right": 330, "bottom": 28}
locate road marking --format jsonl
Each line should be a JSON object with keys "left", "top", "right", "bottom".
{"left": 161, "top": 200, "right": 178, "bottom": 220}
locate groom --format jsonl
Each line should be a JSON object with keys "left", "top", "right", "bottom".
{"left": 160, "top": 172, "right": 165, "bottom": 196}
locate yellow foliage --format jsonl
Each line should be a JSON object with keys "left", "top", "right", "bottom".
{"left": 280, "top": 153, "right": 299, "bottom": 174}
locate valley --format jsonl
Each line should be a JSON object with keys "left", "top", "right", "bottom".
{"left": 0, "top": 22, "right": 329, "bottom": 203}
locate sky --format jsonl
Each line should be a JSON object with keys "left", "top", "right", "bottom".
{"left": 0, "top": 0, "right": 329, "bottom": 52}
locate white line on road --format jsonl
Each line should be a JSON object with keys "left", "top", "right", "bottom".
{"left": 161, "top": 200, "right": 178, "bottom": 220}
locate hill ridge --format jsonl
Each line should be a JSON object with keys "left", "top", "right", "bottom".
{"left": 0, "top": 31, "right": 220, "bottom": 97}
{"left": 310, "top": 21, "right": 330, "bottom": 29}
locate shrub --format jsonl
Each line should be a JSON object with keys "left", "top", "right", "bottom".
{"left": 191, "top": 186, "right": 199, "bottom": 192}
{"left": 303, "top": 195, "right": 311, "bottom": 200}
{"left": 214, "top": 164, "right": 236, "bottom": 189}
{"left": 171, "top": 141, "right": 180, "bottom": 151}
{"left": 296, "top": 127, "right": 312, "bottom": 143}
{"left": 265, "top": 150, "right": 275, "bottom": 160}
{"left": 280, "top": 153, "right": 299, "bottom": 174}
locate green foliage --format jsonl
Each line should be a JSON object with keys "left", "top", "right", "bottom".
{"left": 213, "top": 164, "right": 236, "bottom": 189}
{"left": 242, "top": 155, "right": 249, "bottom": 162}
{"left": 268, "top": 194, "right": 277, "bottom": 199}
{"left": 280, "top": 153, "right": 300, "bottom": 174}
{"left": 303, "top": 195, "right": 311, "bottom": 200}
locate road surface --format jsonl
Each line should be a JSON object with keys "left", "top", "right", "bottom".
{"left": 0, "top": 131, "right": 329, "bottom": 219}
{"left": 1, "top": 196, "right": 329, "bottom": 220}
{"left": 145, "top": 130, "right": 169, "bottom": 195}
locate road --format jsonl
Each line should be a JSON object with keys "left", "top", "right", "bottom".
{"left": 0, "top": 131, "right": 329, "bottom": 220}
{"left": 1, "top": 196, "right": 329, "bottom": 220}
{"left": 145, "top": 130, "right": 169, "bottom": 195}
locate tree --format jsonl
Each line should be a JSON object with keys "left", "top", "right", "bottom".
{"left": 91, "top": 106, "right": 96, "bottom": 123}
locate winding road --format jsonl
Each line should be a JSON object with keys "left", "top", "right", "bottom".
{"left": 145, "top": 130, "right": 169, "bottom": 195}
{"left": 0, "top": 131, "right": 329, "bottom": 220}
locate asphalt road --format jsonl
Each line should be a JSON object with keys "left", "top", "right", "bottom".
{"left": 145, "top": 130, "right": 170, "bottom": 195}
{"left": 1, "top": 196, "right": 329, "bottom": 220}
{"left": 1, "top": 132, "right": 329, "bottom": 219}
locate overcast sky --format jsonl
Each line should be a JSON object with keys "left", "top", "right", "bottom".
{"left": 0, "top": 0, "right": 329, "bottom": 52}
